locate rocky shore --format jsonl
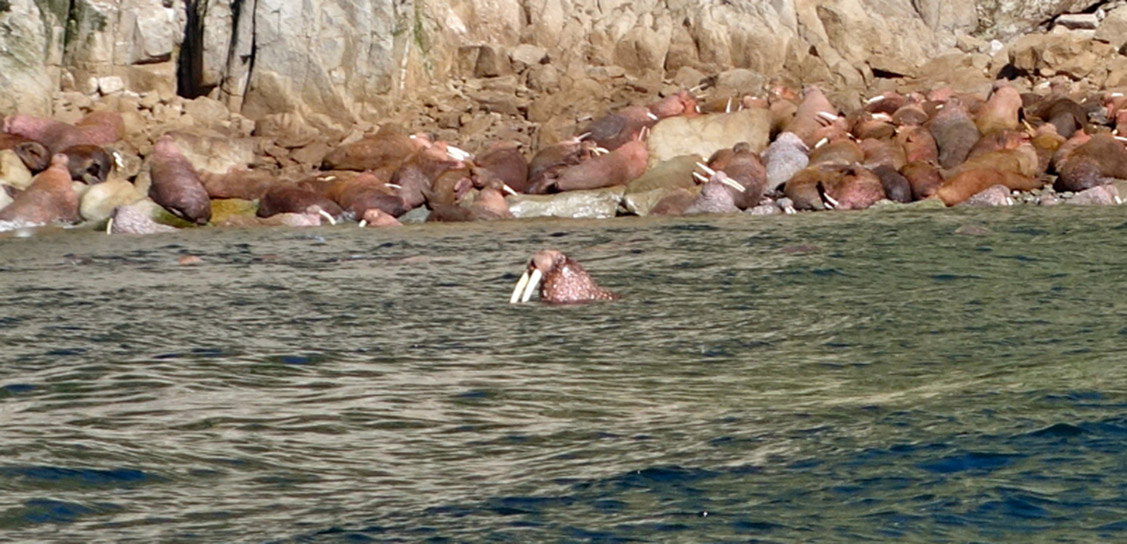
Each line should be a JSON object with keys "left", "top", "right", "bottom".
{"left": 3, "top": 1, "right": 1127, "bottom": 233}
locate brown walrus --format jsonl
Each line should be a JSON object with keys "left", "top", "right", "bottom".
{"left": 148, "top": 135, "right": 212, "bottom": 225}
{"left": 0, "top": 154, "right": 78, "bottom": 225}
{"left": 62, "top": 144, "right": 114, "bottom": 184}
{"left": 528, "top": 139, "right": 648, "bottom": 193}
{"left": 3, "top": 111, "right": 124, "bottom": 155}
{"left": 1055, "top": 133, "right": 1127, "bottom": 192}
{"left": 257, "top": 185, "right": 344, "bottom": 219}
{"left": 510, "top": 249, "right": 620, "bottom": 304}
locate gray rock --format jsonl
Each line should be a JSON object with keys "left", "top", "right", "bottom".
{"left": 958, "top": 184, "right": 1013, "bottom": 207}
{"left": 507, "top": 186, "right": 625, "bottom": 219}
{"left": 1054, "top": 13, "right": 1099, "bottom": 30}
{"left": 1065, "top": 184, "right": 1121, "bottom": 205}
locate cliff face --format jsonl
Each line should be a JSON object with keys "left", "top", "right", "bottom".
{"left": 0, "top": 0, "right": 1113, "bottom": 119}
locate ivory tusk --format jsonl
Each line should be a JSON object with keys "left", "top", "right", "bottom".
{"left": 866, "top": 95, "right": 885, "bottom": 104}
{"left": 385, "top": 183, "right": 402, "bottom": 190}
{"left": 510, "top": 270, "right": 530, "bottom": 304}
{"left": 105, "top": 217, "right": 114, "bottom": 235}
{"left": 1115, "top": 136, "right": 1127, "bottom": 143}
{"left": 358, "top": 219, "right": 368, "bottom": 228}
{"left": 822, "top": 192, "right": 840, "bottom": 209}
{"left": 577, "top": 132, "right": 592, "bottom": 141}
{"left": 717, "top": 173, "right": 746, "bottom": 193}
{"left": 318, "top": 209, "right": 336, "bottom": 226}
{"left": 817, "top": 111, "right": 839, "bottom": 121}
{"left": 695, "top": 162, "right": 717, "bottom": 176}
{"left": 692, "top": 172, "right": 709, "bottom": 183}
{"left": 725, "top": 97, "right": 733, "bottom": 113}
{"left": 594, "top": 146, "right": 610, "bottom": 155}
{"left": 646, "top": 112, "right": 659, "bottom": 121}
{"left": 502, "top": 184, "right": 518, "bottom": 196}
{"left": 521, "top": 269, "right": 542, "bottom": 303}
{"left": 873, "top": 113, "right": 893, "bottom": 122}
{"left": 814, "top": 137, "right": 828, "bottom": 149}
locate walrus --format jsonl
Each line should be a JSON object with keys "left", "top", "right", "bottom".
{"left": 106, "top": 204, "right": 178, "bottom": 234}
{"left": 336, "top": 172, "right": 409, "bottom": 218}
{"left": 472, "top": 142, "right": 529, "bottom": 193}
{"left": 785, "top": 163, "right": 886, "bottom": 211}
{"left": 148, "top": 135, "right": 212, "bottom": 225}
{"left": 705, "top": 142, "right": 768, "bottom": 209}
{"left": 808, "top": 138, "right": 864, "bottom": 167}
{"left": 8, "top": 139, "right": 50, "bottom": 172}
{"left": 528, "top": 139, "right": 648, "bottom": 194}
{"left": 510, "top": 249, "right": 619, "bottom": 304}
{"left": 581, "top": 106, "right": 657, "bottom": 151}
{"left": 320, "top": 130, "right": 425, "bottom": 171}
{"left": 684, "top": 176, "right": 741, "bottom": 215}
{"left": 927, "top": 97, "right": 981, "bottom": 169}
{"left": 427, "top": 180, "right": 512, "bottom": 222}
{"left": 3, "top": 111, "right": 124, "bottom": 155}
{"left": 1055, "top": 133, "right": 1127, "bottom": 192}
{"left": 901, "top": 161, "right": 944, "bottom": 201}
{"left": 895, "top": 126, "right": 939, "bottom": 165}
{"left": 200, "top": 166, "right": 281, "bottom": 200}
{"left": 783, "top": 86, "right": 840, "bottom": 147}
{"left": 975, "top": 84, "right": 1023, "bottom": 135}
{"left": 936, "top": 168, "right": 1040, "bottom": 206}
{"left": 527, "top": 137, "right": 590, "bottom": 189}
{"left": 61, "top": 144, "right": 114, "bottom": 184}
{"left": 0, "top": 154, "right": 78, "bottom": 225}
{"left": 257, "top": 185, "right": 344, "bottom": 219}
{"left": 389, "top": 141, "right": 464, "bottom": 209}
{"left": 762, "top": 132, "right": 809, "bottom": 193}
{"left": 871, "top": 164, "right": 912, "bottom": 203}
{"left": 859, "top": 138, "right": 907, "bottom": 171}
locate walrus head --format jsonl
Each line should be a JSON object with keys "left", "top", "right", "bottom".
{"left": 510, "top": 250, "right": 619, "bottom": 304}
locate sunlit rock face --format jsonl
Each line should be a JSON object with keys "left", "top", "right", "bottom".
{"left": 0, "top": 0, "right": 1117, "bottom": 121}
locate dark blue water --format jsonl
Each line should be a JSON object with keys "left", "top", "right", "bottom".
{"left": 2, "top": 206, "right": 1127, "bottom": 542}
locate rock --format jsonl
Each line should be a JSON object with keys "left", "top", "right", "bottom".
{"left": 1096, "top": 6, "right": 1127, "bottom": 50}
{"left": 746, "top": 203, "right": 778, "bottom": 215}
{"left": 98, "top": 76, "right": 126, "bottom": 96}
{"left": 625, "top": 155, "right": 700, "bottom": 194}
{"left": 510, "top": 44, "right": 548, "bottom": 71}
{"left": 713, "top": 69, "right": 766, "bottom": 95}
{"left": 0, "top": 150, "right": 35, "bottom": 190}
{"left": 183, "top": 96, "right": 232, "bottom": 130}
{"left": 398, "top": 206, "right": 431, "bottom": 223}
{"left": 957, "top": 184, "right": 1014, "bottom": 207}
{"left": 506, "top": 186, "right": 625, "bottom": 219}
{"left": 209, "top": 198, "right": 259, "bottom": 224}
{"left": 1065, "top": 184, "right": 1121, "bottom": 205}
{"left": 1054, "top": 13, "right": 1099, "bottom": 30}
{"left": 160, "top": 129, "right": 256, "bottom": 175}
{"left": 80, "top": 179, "right": 144, "bottom": 222}
{"left": 646, "top": 109, "right": 771, "bottom": 167}
{"left": 0, "top": 0, "right": 54, "bottom": 115}
{"left": 1010, "top": 31, "right": 1116, "bottom": 82}
{"left": 254, "top": 113, "right": 319, "bottom": 149}
{"left": 976, "top": 0, "right": 1106, "bottom": 39}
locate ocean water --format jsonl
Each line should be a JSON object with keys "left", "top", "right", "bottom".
{"left": 2, "top": 206, "right": 1127, "bottom": 542}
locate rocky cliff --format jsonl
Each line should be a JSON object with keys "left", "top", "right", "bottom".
{"left": 0, "top": 0, "right": 1120, "bottom": 124}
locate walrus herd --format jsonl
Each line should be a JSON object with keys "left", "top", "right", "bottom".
{"left": 2, "top": 79, "right": 1127, "bottom": 233}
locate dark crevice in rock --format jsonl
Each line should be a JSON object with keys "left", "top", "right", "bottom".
{"left": 177, "top": 0, "right": 211, "bottom": 98}
{"left": 995, "top": 63, "right": 1025, "bottom": 80}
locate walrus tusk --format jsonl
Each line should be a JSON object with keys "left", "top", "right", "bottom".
{"left": 725, "top": 97, "right": 733, "bottom": 113}
{"left": 593, "top": 146, "right": 610, "bottom": 155}
{"left": 322, "top": 175, "right": 337, "bottom": 181}
{"left": 646, "top": 112, "right": 658, "bottom": 121}
{"left": 866, "top": 95, "right": 885, "bottom": 104}
{"left": 112, "top": 150, "right": 124, "bottom": 170}
{"left": 521, "top": 269, "right": 542, "bottom": 303}
{"left": 510, "top": 270, "right": 530, "bottom": 304}
{"left": 358, "top": 219, "right": 368, "bottom": 228}
{"left": 1115, "top": 136, "right": 1127, "bottom": 143}
{"left": 816, "top": 111, "right": 839, "bottom": 122}
{"left": 576, "top": 132, "right": 592, "bottom": 141}
{"left": 1022, "top": 119, "right": 1037, "bottom": 136}
{"left": 318, "top": 209, "right": 336, "bottom": 225}
{"left": 716, "top": 172, "right": 746, "bottom": 193}
{"left": 695, "top": 105, "right": 702, "bottom": 113}
{"left": 692, "top": 172, "right": 709, "bottom": 183}
{"left": 695, "top": 162, "right": 717, "bottom": 176}
{"left": 446, "top": 146, "right": 472, "bottom": 161}
{"left": 822, "top": 192, "right": 840, "bottom": 209}
{"left": 935, "top": 104, "right": 944, "bottom": 109}
{"left": 872, "top": 112, "right": 893, "bottom": 122}
{"left": 814, "top": 137, "right": 828, "bottom": 149}
{"left": 502, "top": 184, "right": 518, "bottom": 196}
{"left": 385, "top": 183, "right": 402, "bottom": 190}
{"left": 105, "top": 217, "right": 114, "bottom": 234}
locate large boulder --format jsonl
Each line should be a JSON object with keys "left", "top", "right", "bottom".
{"left": 506, "top": 186, "right": 625, "bottom": 219}
{"left": 646, "top": 109, "right": 771, "bottom": 166}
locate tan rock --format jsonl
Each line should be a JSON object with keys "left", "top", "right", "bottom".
{"left": 646, "top": 109, "right": 771, "bottom": 166}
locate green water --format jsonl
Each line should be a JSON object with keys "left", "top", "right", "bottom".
{"left": 1, "top": 206, "right": 1126, "bottom": 542}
